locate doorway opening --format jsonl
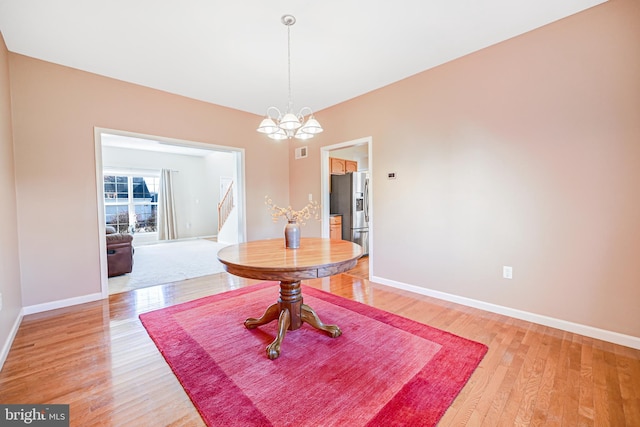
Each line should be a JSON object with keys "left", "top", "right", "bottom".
{"left": 321, "top": 136, "right": 372, "bottom": 276}
{"left": 94, "top": 128, "right": 247, "bottom": 296}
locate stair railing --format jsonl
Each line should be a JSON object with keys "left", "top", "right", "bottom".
{"left": 218, "top": 182, "right": 234, "bottom": 232}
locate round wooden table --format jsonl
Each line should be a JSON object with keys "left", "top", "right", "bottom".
{"left": 217, "top": 237, "right": 363, "bottom": 359}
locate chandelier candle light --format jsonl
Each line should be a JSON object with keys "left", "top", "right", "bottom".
{"left": 257, "top": 15, "right": 323, "bottom": 141}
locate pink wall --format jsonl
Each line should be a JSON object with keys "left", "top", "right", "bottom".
{"left": 292, "top": 0, "right": 640, "bottom": 338}
{"left": 9, "top": 54, "right": 290, "bottom": 307}
{"left": 0, "top": 33, "right": 22, "bottom": 358}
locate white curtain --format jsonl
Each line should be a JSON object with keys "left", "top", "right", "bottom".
{"left": 158, "top": 168, "right": 178, "bottom": 240}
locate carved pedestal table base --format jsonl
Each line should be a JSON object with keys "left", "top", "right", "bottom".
{"left": 244, "top": 280, "right": 341, "bottom": 359}
{"left": 217, "top": 238, "right": 362, "bottom": 359}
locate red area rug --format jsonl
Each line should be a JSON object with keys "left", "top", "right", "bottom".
{"left": 139, "top": 282, "right": 488, "bottom": 426}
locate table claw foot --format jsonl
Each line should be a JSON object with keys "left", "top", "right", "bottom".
{"left": 244, "top": 303, "right": 280, "bottom": 329}
{"left": 301, "top": 304, "right": 342, "bottom": 338}
{"left": 266, "top": 343, "right": 280, "bottom": 360}
{"left": 266, "top": 309, "right": 290, "bottom": 360}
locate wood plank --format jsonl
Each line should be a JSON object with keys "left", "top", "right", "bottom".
{"left": 578, "top": 336, "right": 595, "bottom": 426}
{"left": 529, "top": 328, "right": 560, "bottom": 425}
{"left": 500, "top": 326, "right": 547, "bottom": 426}
{"left": 478, "top": 327, "right": 527, "bottom": 425}
{"left": 615, "top": 342, "right": 640, "bottom": 427}
{"left": 602, "top": 342, "right": 627, "bottom": 426}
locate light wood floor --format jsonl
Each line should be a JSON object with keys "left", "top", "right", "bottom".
{"left": 1, "top": 257, "right": 639, "bottom": 426}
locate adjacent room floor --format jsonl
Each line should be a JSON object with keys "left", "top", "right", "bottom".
{"left": 108, "top": 238, "right": 229, "bottom": 294}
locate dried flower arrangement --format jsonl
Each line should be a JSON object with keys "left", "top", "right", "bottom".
{"left": 265, "top": 196, "right": 320, "bottom": 225}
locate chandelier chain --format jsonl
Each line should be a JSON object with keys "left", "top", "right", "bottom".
{"left": 287, "top": 23, "right": 293, "bottom": 113}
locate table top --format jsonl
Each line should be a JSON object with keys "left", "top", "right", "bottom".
{"left": 217, "top": 238, "right": 363, "bottom": 282}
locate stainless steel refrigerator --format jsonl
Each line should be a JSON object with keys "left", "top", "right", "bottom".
{"left": 330, "top": 171, "right": 369, "bottom": 255}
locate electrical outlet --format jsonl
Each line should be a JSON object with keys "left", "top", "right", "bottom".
{"left": 0, "top": 292, "right": 3, "bottom": 312}
{"left": 503, "top": 266, "right": 513, "bottom": 279}
{"left": 308, "top": 193, "right": 313, "bottom": 201}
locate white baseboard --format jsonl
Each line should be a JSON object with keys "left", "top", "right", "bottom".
{"left": 371, "top": 275, "right": 640, "bottom": 350}
{"left": 1, "top": 292, "right": 104, "bottom": 371}
{"left": 22, "top": 292, "right": 104, "bottom": 316}
{"left": 0, "top": 309, "right": 24, "bottom": 371}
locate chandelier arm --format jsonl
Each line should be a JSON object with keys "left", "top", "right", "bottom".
{"left": 297, "top": 106, "right": 314, "bottom": 118}
{"left": 266, "top": 106, "right": 282, "bottom": 120}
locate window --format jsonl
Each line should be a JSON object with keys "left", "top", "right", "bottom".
{"left": 104, "top": 173, "right": 159, "bottom": 233}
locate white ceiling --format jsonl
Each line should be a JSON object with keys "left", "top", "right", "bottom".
{"left": 0, "top": 0, "right": 606, "bottom": 117}
{"left": 100, "top": 133, "right": 223, "bottom": 156}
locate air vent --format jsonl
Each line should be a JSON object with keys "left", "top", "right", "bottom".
{"left": 295, "top": 146, "right": 308, "bottom": 159}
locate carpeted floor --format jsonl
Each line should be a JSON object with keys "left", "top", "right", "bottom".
{"left": 109, "top": 239, "right": 229, "bottom": 294}
{"left": 140, "top": 281, "right": 488, "bottom": 426}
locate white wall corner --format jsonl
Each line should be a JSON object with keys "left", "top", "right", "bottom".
{"left": 0, "top": 309, "right": 24, "bottom": 371}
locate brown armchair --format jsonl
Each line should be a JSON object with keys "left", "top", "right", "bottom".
{"left": 106, "top": 226, "right": 134, "bottom": 277}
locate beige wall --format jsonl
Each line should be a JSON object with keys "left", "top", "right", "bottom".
{"left": 9, "top": 54, "right": 290, "bottom": 307}
{"left": 292, "top": 0, "right": 640, "bottom": 338}
{"left": 3, "top": 0, "right": 639, "bottom": 346}
{"left": 0, "top": 33, "right": 22, "bottom": 359}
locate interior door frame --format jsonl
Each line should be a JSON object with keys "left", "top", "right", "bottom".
{"left": 320, "top": 136, "right": 373, "bottom": 277}
{"left": 94, "top": 127, "right": 247, "bottom": 297}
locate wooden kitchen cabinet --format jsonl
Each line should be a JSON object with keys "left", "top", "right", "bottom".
{"left": 330, "top": 157, "right": 346, "bottom": 174}
{"left": 329, "top": 215, "right": 342, "bottom": 240}
{"left": 330, "top": 157, "right": 357, "bottom": 175}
